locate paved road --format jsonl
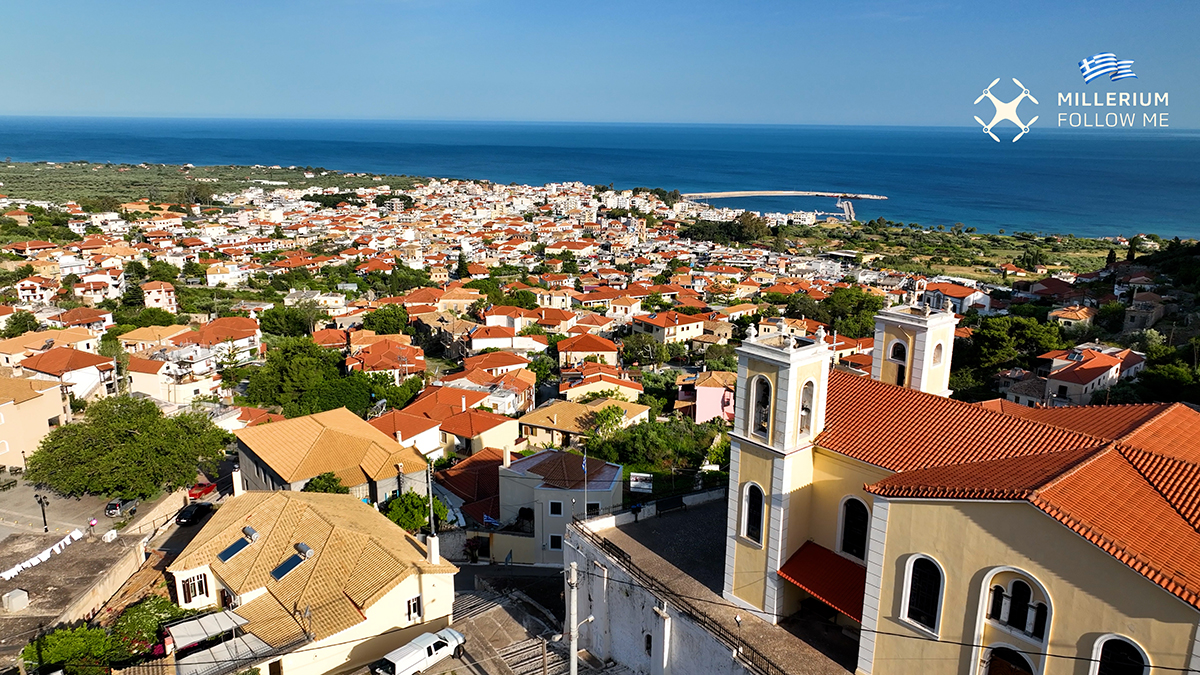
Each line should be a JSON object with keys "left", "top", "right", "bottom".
{"left": 0, "top": 479, "right": 109, "bottom": 534}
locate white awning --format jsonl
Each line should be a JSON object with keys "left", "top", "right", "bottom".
{"left": 168, "top": 610, "right": 249, "bottom": 648}
{"left": 175, "top": 634, "right": 273, "bottom": 675}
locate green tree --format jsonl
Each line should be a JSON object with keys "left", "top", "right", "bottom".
{"left": 25, "top": 396, "right": 230, "bottom": 499}
{"left": 621, "top": 333, "right": 667, "bottom": 369}
{"left": 301, "top": 472, "right": 351, "bottom": 494}
{"left": 456, "top": 253, "right": 470, "bottom": 279}
{"left": 147, "top": 260, "right": 181, "bottom": 282}
{"left": 586, "top": 405, "right": 625, "bottom": 439}
{"left": 382, "top": 491, "right": 448, "bottom": 532}
{"left": 260, "top": 306, "right": 313, "bottom": 337}
{"left": 1096, "top": 301, "right": 1126, "bottom": 333}
{"left": 1127, "top": 236, "right": 1141, "bottom": 261}
{"left": 822, "top": 287, "right": 884, "bottom": 338}
{"left": 528, "top": 355, "right": 556, "bottom": 385}
{"left": 124, "top": 261, "right": 148, "bottom": 283}
{"left": 109, "top": 596, "right": 194, "bottom": 660}
{"left": 121, "top": 283, "right": 145, "bottom": 308}
{"left": 23, "top": 626, "right": 112, "bottom": 675}
{"left": 3, "top": 310, "right": 40, "bottom": 337}
{"left": 363, "top": 304, "right": 411, "bottom": 335}
{"left": 1106, "top": 248, "right": 1118, "bottom": 266}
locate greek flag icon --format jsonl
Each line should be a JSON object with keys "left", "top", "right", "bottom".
{"left": 1079, "top": 53, "right": 1138, "bottom": 83}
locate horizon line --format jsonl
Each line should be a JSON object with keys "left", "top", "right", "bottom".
{"left": 2, "top": 114, "right": 1198, "bottom": 131}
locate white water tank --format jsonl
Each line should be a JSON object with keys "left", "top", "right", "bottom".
{"left": 2, "top": 588, "right": 29, "bottom": 611}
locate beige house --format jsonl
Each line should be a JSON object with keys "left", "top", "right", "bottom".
{"left": 436, "top": 409, "right": 522, "bottom": 457}
{"left": 631, "top": 311, "right": 705, "bottom": 345}
{"left": 141, "top": 280, "right": 179, "bottom": 313}
{"left": 0, "top": 376, "right": 70, "bottom": 469}
{"left": 518, "top": 398, "right": 649, "bottom": 448}
{"left": 438, "top": 287, "right": 484, "bottom": 313}
{"left": 559, "top": 373, "right": 643, "bottom": 402}
{"left": 556, "top": 333, "right": 619, "bottom": 367}
{"left": 234, "top": 407, "right": 428, "bottom": 504}
{"left": 1048, "top": 304, "right": 1097, "bottom": 328}
{"left": 0, "top": 328, "right": 98, "bottom": 368}
{"left": 127, "top": 355, "right": 219, "bottom": 404}
{"left": 167, "top": 491, "right": 457, "bottom": 675}
{"left": 118, "top": 325, "right": 193, "bottom": 353}
{"left": 496, "top": 449, "right": 623, "bottom": 564}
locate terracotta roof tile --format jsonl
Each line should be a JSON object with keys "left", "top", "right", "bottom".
{"left": 777, "top": 542, "right": 866, "bottom": 622}
{"left": 820, "top": 371, "right": 1101, "bottom": 472}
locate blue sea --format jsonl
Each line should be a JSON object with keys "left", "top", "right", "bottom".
{"left": 0, "top": 117, "right": 1198, "bottom": 239}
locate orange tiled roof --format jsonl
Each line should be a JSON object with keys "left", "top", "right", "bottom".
{"left": 819, "top": 370, "right": 1104, "bottom": 472}
{"left": 866, "top": 443, "right": 1200, "bottom": 612}
{"left": 777, "top": 541, "right": 867, "bottom": 622}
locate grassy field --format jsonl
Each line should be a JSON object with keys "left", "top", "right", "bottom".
{"left": 0, "top": 161, "right": 426, "bottom": 203}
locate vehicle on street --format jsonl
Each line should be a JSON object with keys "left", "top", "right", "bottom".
{"left": 188, "top": 483, "right": 217, "bottom": 499}
{"left": 176, "top": 501, "right": 214, "bottom": 526}
{"left": 105, "top": 498, "right": 139, "bottom": 518}
{"left": 370, "top": 628, "right": 466, "bottom": 675}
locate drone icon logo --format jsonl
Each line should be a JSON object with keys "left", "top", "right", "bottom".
{"left": 973, "top": 78, "right": 1039, "bottom": 142}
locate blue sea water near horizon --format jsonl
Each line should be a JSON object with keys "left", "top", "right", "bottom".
{"left": 0, "top": 116, "right": 1197, "bottom": 240}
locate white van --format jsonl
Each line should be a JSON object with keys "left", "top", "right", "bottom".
{"left": 370, "top": 628, "right": 466, "bottom": 675}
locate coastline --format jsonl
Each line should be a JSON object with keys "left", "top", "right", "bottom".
{"left": 1, "top": 118, "right": 1197, "bottom": 238}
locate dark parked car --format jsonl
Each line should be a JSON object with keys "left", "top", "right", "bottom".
{"left": 176, "top": 502, "right": 214, "bottom": 526}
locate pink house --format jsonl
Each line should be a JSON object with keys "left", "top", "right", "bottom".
{"left": 675, "top": 370, "right": 736, "bottom": 424}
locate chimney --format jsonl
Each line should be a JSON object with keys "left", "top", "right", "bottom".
{"left": 502, "top": 448, "right": 511, "bottom": 469}
{"left": 426, "top": 534, "right": 440, "bottom": 565}
{"left": 461, "top": 394, "right": 466, "bottom": 412}
{"left": 231, "top": 462, "right": 244, "bottom": 498}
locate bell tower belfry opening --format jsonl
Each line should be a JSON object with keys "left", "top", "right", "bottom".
{"left": 723, "top": 327, "right": 831, "bottom": 623}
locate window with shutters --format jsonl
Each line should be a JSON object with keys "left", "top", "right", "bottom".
{"left": 181, "top": 573, "right": 208, "bottom": 604}
{"left": 406, "top": 596, "right": 423, "bottom": 622}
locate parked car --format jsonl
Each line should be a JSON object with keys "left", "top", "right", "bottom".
{"left": 105, "top": 498, "right": 139, "bottom": 518}
{"left": 370, "top": 629, "right": 465, "bottom": 675}
{"left": 188, "top": 482, "right": 217, "bottom": 500}
{"left": 176, "top": 502, "right": 214, "bottom": 526}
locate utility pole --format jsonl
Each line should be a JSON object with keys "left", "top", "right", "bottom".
{"left": 567, "top": 561, "right": 579, "bottom": 675}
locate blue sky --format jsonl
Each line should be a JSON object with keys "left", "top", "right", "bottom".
{"left": 2, "top": 0, "right": 1195, "bottom": 126}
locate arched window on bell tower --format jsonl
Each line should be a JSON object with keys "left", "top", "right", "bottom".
{"left": 751, "top": 376, "right": 771, "bottom": 439}
{"left": 799, "top": 380, "right": 815, "bottom": 434}
{"left": 890, "top": 341, "right": 908, "bottom": 387}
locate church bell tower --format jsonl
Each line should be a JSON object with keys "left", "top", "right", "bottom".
{"left": 871, "top": 304, "right": 959, "bottom": 397}
{"left": 723, "top": 327, "right": 830, "bottom": 623}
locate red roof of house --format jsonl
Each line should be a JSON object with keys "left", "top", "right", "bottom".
{"left": 368, "top": 409, "right": 441, "bottom": 441}
{"left": 403, "top": 385, "right": 490, "bottom": 421}
{"left": 557, "top": 333, "right": 618, "bottom": 354}
{"left": 440, "top": 409, "right": 513, "bottom": 439}
{"left": 633, "top": 311, "right": 706, "bottom": 328}
{"left": 463, "top": 351, "right": 530, "bottom": 371}
{"left": 21, "top": 347, "right": 112, "bottom": 376}
{"left": 434, "top": 447, "right": 516, "bottom": 522}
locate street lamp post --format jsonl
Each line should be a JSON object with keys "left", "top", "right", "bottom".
{"left": 34, "top": 494, "right": 50, "bottom": 533}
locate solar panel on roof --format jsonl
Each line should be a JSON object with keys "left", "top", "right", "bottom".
{"left": 270, "top": 553, "right": 305, "bottom": 581}
{"left": 217, "top": 537, "right": 251, "bottom": 562}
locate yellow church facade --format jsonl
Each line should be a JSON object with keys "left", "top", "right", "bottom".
{"left": 724, "top": 304, "right": 1200, "bottom": 675}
